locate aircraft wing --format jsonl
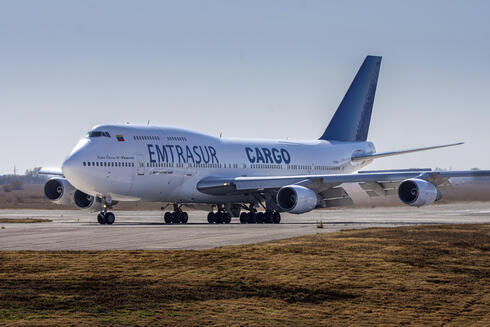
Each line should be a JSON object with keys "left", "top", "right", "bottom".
{"left": 197, "top": 169, "right": 490, "bottom": 196}
{"left": 39, "top": 167, "right": 64, "bottom": 176}
{"left": 351, "top": 142, "right": 464, "bottom": 162}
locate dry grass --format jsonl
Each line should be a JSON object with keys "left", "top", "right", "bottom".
{"left": 0, "top": 218, "right": 52, "bottom": 223}
{"left": 0, "top": 224, "right": 489, "bottom": 326}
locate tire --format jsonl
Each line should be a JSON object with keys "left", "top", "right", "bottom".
{"left": 256, "top": 212, "right": 264, "bottom": 224}
{"left": 171, "top": 212, "right": 181, "bottom": 224}
{"left": 239, "top": 212, "right": 247, "bottom": 224}
{"left": 215, "top": 212, "right": 223, "bottom": 224}
{"left": 164, "top": 212, "right": 172, "bottom": 224}
{"left": 273, "top": 211, "right": 281, "bottom": 224}
{"left": 247, "top": 212, "right": 256, "bottom": 224}
{"left": 105, "top": 212, "right": 115, "bottom": 225}
{"left": 207, "top": 212, "right": 215, "bottom": 224}
{"left": 97, "top": 213, "right": 107, "bottom": 224}
{"left": 264, "top": 212, "right": 273, "bottom": 224}
{"left": 181, "top": 212, "right": 189, "bottom": 224}
{"left": 224, "top": 213, "right": 232, "bottom": 224}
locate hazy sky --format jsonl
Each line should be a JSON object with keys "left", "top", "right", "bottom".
{"left": 1, "top": 1, "right": 489, "bottom": 174}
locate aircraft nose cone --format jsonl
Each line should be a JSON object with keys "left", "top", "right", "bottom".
{"left": 62, "top": 150, "right": 80, "bottom": 179}
{"left": 62, "top": 138, "right": 90, "bottom": 181}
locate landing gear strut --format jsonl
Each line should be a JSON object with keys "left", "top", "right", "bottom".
{"left": 163, "top": 204, "right": 189, "bottom": 224}
{"left": 207, "top": 204, "right": 232, "bottom": 224}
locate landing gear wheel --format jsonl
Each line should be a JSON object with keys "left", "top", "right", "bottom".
{"left": 264, "top": 212, "right": 273, "bottom": 224}
{"left": 164, "top": 212, "right": 172, "bottom": 224}
{"left": 239, "top": 212, "right": 248, "bottom": 224}
{"left": 97, "top": 212, "right": 107, "bottom": 224}
{"left": 256, "top": 212, "right": 264, "bottom": 224}
{"left": 214, "top": 212, "right": 223, "bottom": 224}
{"left": 223, "top": 212, "right": 231, "bottom": 224}
{"left": 181, "top": 212, "right": 189, "bottom": 224}
{"left": 207, "top": 212, "right": 215, "bottom": 224}
{"left": 171, "top": 212, "right": 181, "bottom": 224}
{"left": 105, "top": 212, "right": 115, "bottom": 225}
{"left": 247, "top": 212, "right": 257, "bottom": 224}
{"left": 272, "top": 211, "right": 281, "bottom": 224}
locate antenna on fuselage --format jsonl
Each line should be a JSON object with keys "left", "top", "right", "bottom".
{"left": 147, "top": 120, "right": 150, "bottom": 125}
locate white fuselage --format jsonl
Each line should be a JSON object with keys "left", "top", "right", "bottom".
{"left": 62, "top": 124, "right": 375, "bottom": 204}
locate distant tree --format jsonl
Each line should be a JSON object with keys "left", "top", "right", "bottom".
{"left": 25, "top": 167, "right": 41, "bottom": 177}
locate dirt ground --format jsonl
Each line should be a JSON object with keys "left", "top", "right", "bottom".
{"left": 0, "top": 224, "right": 488, "bottom": 326}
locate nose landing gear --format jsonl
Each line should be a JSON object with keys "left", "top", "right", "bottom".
{"left": 97, "top": 199, "right": 115, "bottom": 225}
{"left": 97, "top": 211, "right": 115, "bottom": 225}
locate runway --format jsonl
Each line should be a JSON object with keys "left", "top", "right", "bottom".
{"left": 0, "top": 202, "right": 489, "bottom": 250}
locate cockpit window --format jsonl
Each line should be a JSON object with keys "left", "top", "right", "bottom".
{"left": 87, "top": 131, "right": 111, "bottom": 138}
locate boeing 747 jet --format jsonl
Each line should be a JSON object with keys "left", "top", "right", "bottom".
{"left": 41, "top": 56, "right": 490, "bottom": 224}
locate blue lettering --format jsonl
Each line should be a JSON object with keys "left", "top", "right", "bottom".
{"left": 185, "top": 146, "right": 195, "bottom": 163}
{"left": 209, "top": 146, "right": 219, "bottom": 164}
{"left": 176, "top": 145, "right": 185, "bottom": 163}
{"left": 166, "top": 145, "right": 175, "bottom": 162}
{"left": 255, "top": 147, "right": 265, "bottom": 163}
{"left": 281, "top": 148, "right": 291, "bottom": 164}
{"left": 245, "top": 147, "right": 255, "bottom": 163}
{"left": 272, "top": 148, "right": 282, "bottom": 163}
{"left": 262, "top": 148, "right": 273, "bottom": 164}
{"left": 200, "top": 145, "right": 210, "bottom": 163}
{"left": 147, "top": 144, "right": 156, "bottom": 163}
{"left": 192, "top": 146, "right": 202, "bottom": 163}
{"left": 156, "top": 144, "right": 168, "bottom": 162}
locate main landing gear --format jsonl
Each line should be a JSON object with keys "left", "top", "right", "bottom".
{"left": 207, "top": 205, "right": 232, "bottom": 224}
{"left": 163, "top": 204, "right": 189, "bottom": 224}
{"left": 97, "top": 211, "right": 115, "bottom": 225}
{"left": 239, "top": 210, "right": 281, "bottom": 224}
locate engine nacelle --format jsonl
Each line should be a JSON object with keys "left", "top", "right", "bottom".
{"left": 276, "top": 185, "right": 318, "bottom": 214}
{"left": 44, "top": 178, "right": 75, "bottom": 205}
{"left": 398, "top": 178, "right": 441, "bottom": 207}
{"left": 74, "top": 190, "right": 103, "bottom": 212}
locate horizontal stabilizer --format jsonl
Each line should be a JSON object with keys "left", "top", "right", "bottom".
{"left": 351, "top": 142, "right": 464, "bottom": 162}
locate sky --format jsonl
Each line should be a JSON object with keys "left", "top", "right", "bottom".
{"left": 0, "top": 0, "right": 489, "bottom": 174}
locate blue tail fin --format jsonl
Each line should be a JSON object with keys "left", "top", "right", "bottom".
{"left": 319, "top": 55, "right": 382, "bottom": 142}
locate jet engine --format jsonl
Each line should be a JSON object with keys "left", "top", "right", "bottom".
{"left": 398, "top": 178, "right": 441, "bottom": 207}
{"left": 74, "top": 190, "right": 103, "bottom": 212}
{"left": 276, "top": 185, "right": 318, "bottom": 214}
{"left": 44, "top": 178, "right": 75, "bottom": 205}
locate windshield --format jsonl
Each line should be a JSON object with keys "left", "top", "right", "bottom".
{"left": 86, "top": 131, "right": 111, "bottom": 138}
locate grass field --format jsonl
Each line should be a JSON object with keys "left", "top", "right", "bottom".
{"left": 0, "top": 224, "right": 488, "bottom": 326}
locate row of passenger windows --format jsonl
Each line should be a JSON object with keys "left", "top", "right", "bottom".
{"left": 251, "top": 164, "right": 283, "bottom": 169}
{"left": 134, "top": 135, "right": 160, "bottom": 141}
{"left": 314, "top": 165, "right": 342, "bottom": 171}
{"left": 81, "top": 161, "right": 342, "bottom": 171}
{"left": 132, "top": 135, "right": 188, "bottom": 142}
{"left": 167, "top": 136, "right": 187, "bottom": 141}
{"left": 83, "top": 162, "right": 134, "bottom": 167}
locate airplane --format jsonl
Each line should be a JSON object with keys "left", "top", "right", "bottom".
{"left": 40, "top": 55, "right": 490, "bottom": 225}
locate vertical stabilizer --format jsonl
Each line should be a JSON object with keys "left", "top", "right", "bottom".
{"left": 319, "top": 55, "right": 382, "bottom": 142}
